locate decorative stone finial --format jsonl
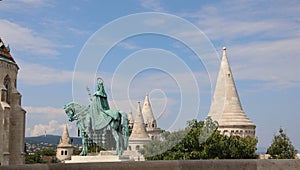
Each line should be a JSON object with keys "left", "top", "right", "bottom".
{"left": 223, "top": 47, "right": 226, "bottom": 50}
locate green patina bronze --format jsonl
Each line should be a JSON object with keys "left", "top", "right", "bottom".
{"left": 64, "top": 79, "right": 129, "bottom": 156}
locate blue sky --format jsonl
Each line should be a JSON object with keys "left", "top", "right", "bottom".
{"left": 1, "top": 0, "right": 300, "bottom": 152}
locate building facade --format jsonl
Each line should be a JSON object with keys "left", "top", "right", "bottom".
{"left": 0, "top": 38, "right": 26, "bottom": 165}
{"left": 208, "top": 47, "right": 256, "bottom": 138}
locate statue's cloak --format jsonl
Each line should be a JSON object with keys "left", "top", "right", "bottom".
{"left": 87, "top": 81, "right": 121, "bottom": 131}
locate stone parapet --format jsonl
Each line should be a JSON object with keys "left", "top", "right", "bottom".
{"left": 1, "top": 160, "right": 300, "bottom": 170}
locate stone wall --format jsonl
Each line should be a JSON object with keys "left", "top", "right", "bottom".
{"left": 1, "top": 160, "right": 300, "bottom": 170}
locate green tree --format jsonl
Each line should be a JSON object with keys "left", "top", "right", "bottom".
{"left": 41, "top": 147, "right": 56, "bottom": 156}
{"left": 140, "top": 117, "right": 258, "bottom": 160}
{"left": 267, "top": 128, "right": 297, "bottom": 159}
{"left": 203, "top": 133, "right": 257, "bottom": 159}
{"left": 25, "top": 151, "right": 47, "bottom": 164}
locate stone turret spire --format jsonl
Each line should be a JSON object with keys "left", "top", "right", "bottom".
{"left": 56, "top": 124, "right": 73, "bottom": 161}
{"left": 127, "top": 102, "right": 150, "bottom": 161}
{"left": 129, "top": 102, "right": 149, "bottom": 140}
{"left": 142, "top": 95, "right": 157, "bottom": 129}
{"left": 127, "top": 111, "right": 134, "bottom": 129}
{"left": 128, "top": 111, "right": 134, "bottom": 124}
{"left": 208, "top": 47, "right": 255, "bottom": 137}
{"left": 58, "top": 124, "right": 72, "bottom": 147}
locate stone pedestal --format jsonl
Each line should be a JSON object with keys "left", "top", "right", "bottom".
{"left": 64, "top": 151, "right": 132, "bottom": 163}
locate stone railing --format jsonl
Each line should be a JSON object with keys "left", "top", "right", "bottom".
{"left": 1, "top": 159, "right": 300, "bottom": 170}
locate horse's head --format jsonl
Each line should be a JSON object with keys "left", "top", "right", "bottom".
{"left": 64, "top": 103, "right": 77, "bottom": 122}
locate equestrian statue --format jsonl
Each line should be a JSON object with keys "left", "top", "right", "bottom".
{"left": 64, "top": 78, "right": 129, "bottom": 156}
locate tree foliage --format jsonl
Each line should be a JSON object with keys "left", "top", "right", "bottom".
{"left": 41, "top": 147, "right": 56, "bottom": 156}
{"left": 203, "top": 132, "right": 257, "bottom": 159}
{"left": 140, "top": 117, "right": 258, "bottom": 160}
{"left": 267, "top": 128, "right": 297, "bottom": 159}
{"left": 25, "top": 148, "right": 57, "bottom": 164}
{"left": 25, "top": 151, "right": 47, "bottom": 164}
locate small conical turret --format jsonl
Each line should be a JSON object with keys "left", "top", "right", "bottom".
{"left": 127, "top": 111, "right": 134, "bottom": 129}
{"left": 58, "top": 124, "right": 72, "bottom": 147}
{"left": 142, "top": 95, "right": 157, "bottom": 128}
{"left": 129, "top": 102, "right": 149, "bottom": 140}
{"left": 56, "top": 124, "right": 73, "bottom": 161}
{"left": 127, "top": 111, "right": 134, "bottom": 124}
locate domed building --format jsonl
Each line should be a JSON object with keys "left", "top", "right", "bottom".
{"left": 0, "top": 38, "right": 26, "bottom": 165}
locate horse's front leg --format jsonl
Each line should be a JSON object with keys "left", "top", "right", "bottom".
{"left": 80, "top": 131, "right": 88, "bottom": 156}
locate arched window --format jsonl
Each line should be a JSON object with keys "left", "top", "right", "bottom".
{"left": 136, "top": 145, "right": 140, "bottom": 151}
{"left": 65, "top": 150, "right": 68, "bottom": 155}
{"left": 3, "top": 75, "right": 10, "bottom": 104}
{"left": 61, "top": 150, "right": 64, "bottom": 155}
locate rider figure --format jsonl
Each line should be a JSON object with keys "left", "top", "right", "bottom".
{"left": 94, "top": 78, "right": 110, "bottom": 110}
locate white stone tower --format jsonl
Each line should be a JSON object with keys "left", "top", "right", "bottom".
{"left": 127, "top": 102, "right": 150, "bottom": 161}
{"left": 141, "top": 95, "right": 161, "bottom": 140}
{"left": 56, "top": 124, "right": 74, "bottom": 162}
{"left": 0, "top": 38, "right": 26, "bottom": 165}
{"left": 208, "top": 47, "right": 256, "bottom": 138}
{"left": 127, "top": 111, "right": 134, "bottom": 130}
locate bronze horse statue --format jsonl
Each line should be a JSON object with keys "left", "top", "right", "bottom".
{"left": 64, "top": 80, "right": 129, "bottom": 156}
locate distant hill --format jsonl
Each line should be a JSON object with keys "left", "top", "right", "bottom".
{"left": 25, "top": 135, "right": 82, "bottom": 146}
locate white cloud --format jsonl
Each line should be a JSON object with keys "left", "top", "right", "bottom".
{"left": 179, "top": 1, "right": 300, "bottom": 42}
{"left": 24, "top": 106, "right": 64, "bottom": 115}
{"left": 139, "top": 0, "right": 165, "bottom": 12}
{"left": 176, "top": 1, "right": 300, "bottom": 90}
{"left": 229, "top": 38, "right": 300, "bottom": 89}
{"left": 20, "top": 0, "right": 44, "bottom": 3}
{"left": 24, "top": 106, "right": 78, "bottom": 137}
{"left": 0, "top": 19, "right": 59, "bottom": 56}
{"left": 0, "top": 0, "right": 51, "bottom": 11}
{"left": 67, "top": 27, "right": 89, "bottom": 36}
{"left": 18, "top": 60, "right": 73, "bottom": 85}
{"left": 27, "top": 120, "right": 75, "bottom": 137}
{"left": 117, "top": 42, "right": 141, "bottom": 50}
{"left": 24, "top": 106, "right": 66, "bottom": 122}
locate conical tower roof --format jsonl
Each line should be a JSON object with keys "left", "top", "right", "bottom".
{"left": 129, "top": 102, "right": 149, "bottom": 140}
{"left": 57, "top": 124, "right": 73, "bottom": 147}
{"left": 127, "top": 111, "right": 134, "bottom": 124}
{"left": 208, "top": 47, "right": 255, "bottom": 127}
{"left": 142, "top": 95, "right": 156, "bottom": 125}
{"left": 0, "top": 38, "right": 15, "bottom": 63}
